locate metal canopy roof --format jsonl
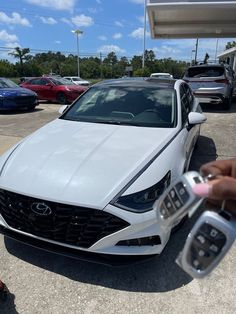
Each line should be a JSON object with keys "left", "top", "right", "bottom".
{"left": 147, "top": 0, "right": 236, "bottom": 39}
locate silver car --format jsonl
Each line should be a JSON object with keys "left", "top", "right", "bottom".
{"left": 183, "top": 64, "right": 235, "bottom": 110}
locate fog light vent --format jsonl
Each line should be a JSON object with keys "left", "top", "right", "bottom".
{"left": 116, "top": 235, "right": 161, "bottom": 246}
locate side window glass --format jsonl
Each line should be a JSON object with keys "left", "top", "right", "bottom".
{"left": 184, "top": 84, "right": 194, "bottom": 109}
{"left": 180, "top": 85, "right": 190, "bottom": 125}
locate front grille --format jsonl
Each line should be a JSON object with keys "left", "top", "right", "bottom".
{"left": 14, "top": 96, "right": 36, "bottom": 106}
{"left": 0, "top": 189, "right": 130, "bottom": 248}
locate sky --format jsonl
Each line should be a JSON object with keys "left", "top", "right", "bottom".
{"left": 0, "top": 0, "right": 235, "bottom": 63}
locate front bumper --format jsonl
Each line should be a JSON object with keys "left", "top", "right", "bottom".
{"left": 0, "top": 189, "right": 171, "bottom": 258}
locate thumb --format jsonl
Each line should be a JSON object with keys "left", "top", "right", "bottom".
{"left": 192, "top": 177, "right": 236, "bottom": 201}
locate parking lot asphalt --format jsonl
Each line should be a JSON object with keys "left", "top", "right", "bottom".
{"left": 0, "top": 102, "right": 236, "bottom": 314}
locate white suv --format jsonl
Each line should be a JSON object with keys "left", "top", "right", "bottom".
{"left": 183, "top": 64, "right": 235, "bottom": 110}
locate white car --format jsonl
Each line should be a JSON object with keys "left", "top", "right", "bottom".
{"left": 63, "top": 76, "right": 90, "bottom": 87}
{"left": 0, "top": 78, "right": 206, "bottom": 263}
{"left": 150, "top": 73, "right": 173, "bottom": 79}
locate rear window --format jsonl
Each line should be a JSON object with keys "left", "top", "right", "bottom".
{"left": 186, "top": 66, "right": 224, "bottom": 78}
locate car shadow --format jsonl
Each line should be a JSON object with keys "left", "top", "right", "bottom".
{"left": 189, "top": 135, "right": 217, "bottom": 171}
{"left": 200, "top": 100, "right": 236, "bottom": 113}
{"left": 4, "top": 216, "right": 196, "bottom": 294}
{"left": 0, "top": 288, "right": 18, "bottom": 314}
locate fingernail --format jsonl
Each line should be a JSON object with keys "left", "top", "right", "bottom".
{"left": 192, "top": 183, "right": 211, "bottom": 197}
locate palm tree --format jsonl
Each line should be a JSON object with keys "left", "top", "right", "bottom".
{"left": 8, "top": 47, "right": 30, "bottom": 67}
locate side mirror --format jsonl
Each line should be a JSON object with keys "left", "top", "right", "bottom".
{"left": 188, "top": 112, "right": 207, "bottom": 125}
{"left": 46, "top": 83, "right": 53, "bottom": 87}
{"left": 59, "top": 105, "right": 68, "bottom": 114}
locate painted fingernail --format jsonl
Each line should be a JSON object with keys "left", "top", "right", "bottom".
{"left": 192, "top": 183, "right": 211, "bottom": 197}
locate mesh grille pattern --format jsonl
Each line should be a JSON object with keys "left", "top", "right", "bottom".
{"left": 0, "top": 189, "right": 129, "bottom": 248}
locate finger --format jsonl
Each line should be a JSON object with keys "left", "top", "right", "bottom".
{"left": 192, "top": 177, "right": 236, "bottom": 200}
{"left": 210, "top": 177, "right": 236, "bottom": 200}
{"left": 200, "top": 158, "right": 236, "bottom": 178}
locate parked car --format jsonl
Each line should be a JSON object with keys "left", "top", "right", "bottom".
{"left": 0, "top": 78, "right": 206, "bottom": 263}
{"left": 63, "top": 76, "right": 90, "bottom": 87}
{"left": 150, "top": 73, "right": 173, "bottom": 79}
{"left": 183, "top": 63, "right": 235, "bottom": 110}
{"left": 0, "top": 77, "right": 38, "bottom": 111}
{"left": 20, "top": 77, "right": 88, "bottom": 104}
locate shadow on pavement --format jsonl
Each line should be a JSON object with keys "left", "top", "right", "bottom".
{"left": 200, "top": 99, "right": 236, "bottom": 113}
{"left": 0, "top": 289, "right": 18, "bottom": 314}
{"left": 4, "top": 217, "right": 195, "bottom": 294}
{"left": 189, "top": 135, "right": 217, "bottom": 171}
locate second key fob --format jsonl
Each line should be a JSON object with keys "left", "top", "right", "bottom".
{"left": 176, "top": 211, "right": 236, "bottom": 278}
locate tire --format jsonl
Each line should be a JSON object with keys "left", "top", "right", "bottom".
{"left": 57, "top": 92, "right": 67, "bottom": 104}
{"left": 222, "top": 96, "right": 231, "bottom": 110}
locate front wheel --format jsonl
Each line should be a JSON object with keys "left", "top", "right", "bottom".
{"left": 57, "top": 92, "right": 67, "bottom": 105}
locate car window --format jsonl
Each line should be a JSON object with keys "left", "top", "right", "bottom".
{"left": 180, "top": 84, "right": 191, "bottom": 125}
{"left": 186, "top": 66, "right": 224, "bottom": 78}
{"left": 0, "top": 78, "right": 18, "bottom": 88}
{"left": 29, "top": 79, "right": 42, "bottom": 85}
{"left": 61, "top": 85, "right": 177, "bottom": 128}
{"left": 182, "top": 83, "right": 194, "bottom": 109}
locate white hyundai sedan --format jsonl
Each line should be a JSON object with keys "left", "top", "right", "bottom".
{"left": 0, "top": 78, "right": 206, "bottom": 263}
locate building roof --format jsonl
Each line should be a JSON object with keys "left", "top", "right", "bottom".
{"left": 147, "top": 0, "right": 236, "bottom": 39}
{"left": 217, "top": 46, "right": 236, "bottom": 58}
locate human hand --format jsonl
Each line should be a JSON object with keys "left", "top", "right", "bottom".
{"left": 192, "top": 158, "right": 236, "bottom": 215}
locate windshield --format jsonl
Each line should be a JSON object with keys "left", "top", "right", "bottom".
{"left": 0, "top": 78, "right": 19, "bottom": 88}
{"left": 61, "top": 85, "right": 177, "bottom": 128}
{"left": 186, "top": 66, "right": 224, "bottom": 78}
{"left": 50, "top": 78, "right": 75, "bottom": 85}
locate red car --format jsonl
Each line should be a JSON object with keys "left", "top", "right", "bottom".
{"left": 20, "top": 77, "right": 88, "bottom": 104}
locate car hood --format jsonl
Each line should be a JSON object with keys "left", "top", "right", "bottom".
{"left": 0, "top": 87, "right": 36, "bottom": 97}
{"left": 0, "top": 119, "right": 176, "bottom": 209}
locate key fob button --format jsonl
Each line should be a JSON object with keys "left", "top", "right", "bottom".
{"left": 164, "top": 196, "right": 176, "bottom": 214}
{"left": 175, "top": 182, "right": 189, "bottom": 203}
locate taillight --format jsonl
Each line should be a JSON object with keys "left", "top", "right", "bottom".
{"left": 214, "top": 79, "right": 229, "bottom": 84}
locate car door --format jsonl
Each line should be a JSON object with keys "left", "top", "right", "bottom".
{"left": 180, "top": 83, "right": 197, "bottom": 171}
{"left": 39, "top": 78, "right": 55, "bottom": 101}
{"left": 25, "top": 78, "right": 44, "bottom": 99}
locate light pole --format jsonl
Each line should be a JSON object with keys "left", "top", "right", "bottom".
{"left": 142, "top": 0, "right": 147, "bottom": 69}
{"left": 72, "top": 29, "right": 83, "bottom": 77}
{"left": 194, "top": 38, "right": 199, "bottom": 65}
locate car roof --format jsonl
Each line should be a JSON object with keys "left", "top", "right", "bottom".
{"left": 95, "top": 77, "right": 176, "bottom": 89}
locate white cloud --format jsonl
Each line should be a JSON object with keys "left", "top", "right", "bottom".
{"left": 0, "top": 30, "right": 18, "bottom": 42}
{"left": 96, "top": 0, "right": 102, "bottom": 4}
{"left": 130, "top": 27, "right": 150, "bottom": 39}
{"left": 71, "top": 14, "right": 94, "bottom": 27}
{"left": 54, "top": 40, "right": 61, "bottom": 44}
{"left": 152, "top": 45, "right": 181, "bottom": 59}
{"left": 129, "top": 0, "right": 144, "bottom": 4}
{"left": 98, "top": 45, "right": 126, "bottom": 54}
{"left": 40, "top": 17, "right": 57, "bottom": 25}
{"left": 0, "top": 12, "right": 31, "bottom": 27}
{"left": 113, "top": 33, "right": 122, "bottom": 39}
{"left": 25, "top": 0, "right": 75, "bottom": 11}
{"left": 98, "top": 35, "right": 107, "bottom": 41}
{"left": 5, "top": 42, "right": 21, "bottom": 48}
{"left": 115, "top": 21, "right": 123, "bottom": 27}
{"left": 61, "top": 17, "right": 73, "bottom": 27}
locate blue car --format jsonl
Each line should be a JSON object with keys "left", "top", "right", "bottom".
{"left": 0, "top": 78, "right": 38, "bottom": 111}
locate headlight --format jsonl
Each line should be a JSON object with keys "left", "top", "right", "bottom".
{"left": 113, "top": 171, "right": 171, "bottom": 213}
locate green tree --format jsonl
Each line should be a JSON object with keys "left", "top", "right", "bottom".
{"left": 225, "top": 41, "right": 236, "bottom": 50}
{"left": 8, "top": 47, "right": 31, "bottom": 67}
